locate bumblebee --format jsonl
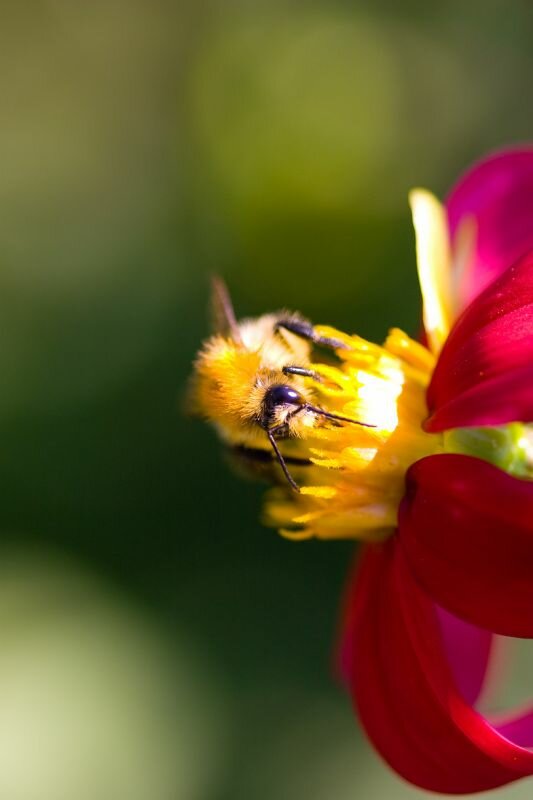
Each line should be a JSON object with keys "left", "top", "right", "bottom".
{"left": 189, "top": 278, "right": 371, "bottom": 491}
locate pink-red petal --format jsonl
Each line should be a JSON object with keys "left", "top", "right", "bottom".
{"left": 447, "top": 146, "right": 533, "bottom": 310}
{"left": 436, "top": 606, "right": 493, "bottom": 707}
{"left": 426, "top": 250, "right": 533, "bottom": 431}
{"left": 399, "top": 453, "right": 533, "bottom": 638}
{"left": 497, "top": 709, "right": 533, "bottom": 748}
{"left": 344, "top": 541, "right": 533, "bottom": 793}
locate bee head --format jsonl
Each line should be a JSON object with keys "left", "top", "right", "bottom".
{"left": 260, "top": 383, "right": 305, "bottom": 430}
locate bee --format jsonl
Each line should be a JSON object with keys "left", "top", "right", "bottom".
{"left": 189, "top": 278, "right": 372, "bottom": 491}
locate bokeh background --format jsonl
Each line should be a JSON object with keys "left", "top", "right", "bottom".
{"left": 0, "top": 1, "right": 532, "bottom": 798}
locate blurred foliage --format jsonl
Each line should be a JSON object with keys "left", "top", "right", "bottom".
{"left": 0, "top": 1, "right": 532, "bottom": 797}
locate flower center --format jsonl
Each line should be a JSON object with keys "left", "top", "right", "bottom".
{"left": 264, "top": 326, "right": 441, "bottom": 541}
{"left": 444, "top": 423, "right": 533, "bottom": 479}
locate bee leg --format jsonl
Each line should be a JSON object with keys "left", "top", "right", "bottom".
{"left": 282, "top": 365, "right": 323, "bottom": 383}
{"left": 266, "top": 405, "right": 309, "bottom": 491}
{"left": 266, "top": 431, "right": 300, "bottom": 492}
{"left": 276, "top": 319, "right": 348, "bottom": 350}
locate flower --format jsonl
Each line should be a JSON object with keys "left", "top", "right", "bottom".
{"left": 261, "top": 148, "right": 533, "bottom": 792}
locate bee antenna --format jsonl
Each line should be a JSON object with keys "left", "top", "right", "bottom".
{"left": 305, "top": 405, "right": 376, "bottom": 428}
{"left": 266, "top": 431, "right": 300, "bottom": 492}
{"left": 210, "top": 275, "right": 244, "bottom": 345}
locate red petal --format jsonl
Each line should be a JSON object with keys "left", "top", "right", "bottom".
{"left": 497, "top": 709, "right": 533, "bottom": 748}
{"left": 340, "top": 560, "right": 493, "bottom": 706}
{"left": 436, "top": 606, "right": 492, "bottom": 706}
{"left": 399, "top": 453, "right": 533, "bottom": 638}
{"left": 344, "top": 541, "right": 533, "bottom": 793}
{"left": 426, "top": 250, "right": 533, "bottom": 431}
{"left": 447, "top": 146, "right": 533, "bottom": 310}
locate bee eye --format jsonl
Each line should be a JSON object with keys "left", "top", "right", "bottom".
{"left": 261, "top": 383, "right": 304, "bottom": 428}
{"left": 265, "top": 384, "right": 303, "bottom": 409}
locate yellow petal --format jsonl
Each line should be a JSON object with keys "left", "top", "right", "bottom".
{"left": 279, "top": 528, "right": 313, "bottom": 541}
{"left": 300, "top": 486, "right": 337, "bottom": 499}
{"left": 409, "top": 189, "right": 453, "bottom": 355}
{"left": 452, "top": 213, "right": 477, "bottom": 313}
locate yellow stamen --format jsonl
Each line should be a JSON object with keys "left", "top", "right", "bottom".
{"left": 264, "top": 327, "right": 442, "bottom": 541}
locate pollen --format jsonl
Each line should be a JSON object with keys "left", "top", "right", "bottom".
{"left": 264, "top": 326, "right": 442, "bottom": 542}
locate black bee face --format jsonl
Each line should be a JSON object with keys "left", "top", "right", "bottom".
{"left": 260, "top": 383, "right": 305, "bottom": 429}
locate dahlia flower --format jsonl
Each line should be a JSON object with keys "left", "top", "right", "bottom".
{"left": 193, "top": 147, "right": 533, "bottom": 793}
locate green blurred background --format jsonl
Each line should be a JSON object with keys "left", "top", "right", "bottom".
{"left": 0, "top": 1, "right": 532, "bottom": 798}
